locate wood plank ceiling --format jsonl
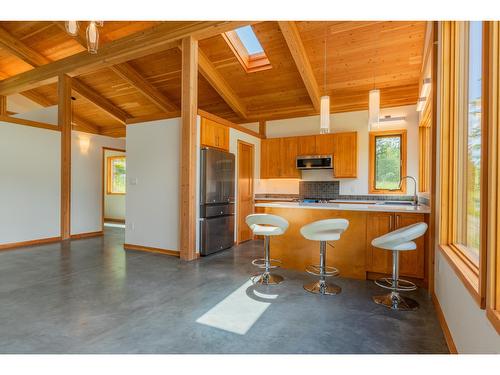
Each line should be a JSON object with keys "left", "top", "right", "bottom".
{"left": 0, "top": 21, "right": 426, "bottom": 137}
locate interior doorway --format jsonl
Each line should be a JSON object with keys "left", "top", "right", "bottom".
{"left": 237, "top": 141, "right": 254, "bottom": 244}
{"left": 102, "top": 147, "right": 126, "bottom": 229}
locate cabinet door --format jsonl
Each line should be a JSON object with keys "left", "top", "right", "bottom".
{"left": 200, "top": 118, "right": 229, "bottom": 151}
{"left": 216, "top": 124, "right": 230, "bottom": 151}
{"left": 280, "top": 137, "right": 300, "bottom": 178}
{"left": 395, "top": 213, "right": 426, "bottom": 278}
{"left": 315, "top": 134, "right": 335, "bottom": 155}
{"left": 366, "top": 212, "right": 394, "bottom": 274}
{"left": 260, "top": 138, "right": 281, "bottom": 178}
{"left": 297, "top": 135, "right": 317, "bottom": 155}
{"left": 333, "top": 132, "right": 357, "bottom": 178}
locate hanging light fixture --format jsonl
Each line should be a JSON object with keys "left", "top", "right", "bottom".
{"left": 320, "top": 26, "right": 330, "bottom": 134}
{"left": 368, "top": 27, "right": 380, "bottom": 131}
{"left": 86, "top": 21, "right": 99, "bottom": 54}
{"left": 65, "top": 21, "right": 79, "bottom": 36}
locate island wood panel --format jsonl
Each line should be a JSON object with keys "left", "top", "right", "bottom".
{"left": 261, "top": 207, "right": 368, "bottom": 279}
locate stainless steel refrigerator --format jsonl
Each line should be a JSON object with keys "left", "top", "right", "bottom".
{"left": 199, "top": 147, "right": 235, "bottom": 256}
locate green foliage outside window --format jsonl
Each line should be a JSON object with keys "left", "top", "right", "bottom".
{"left": 375, "top": 135, "right": 401, "bottom": 190}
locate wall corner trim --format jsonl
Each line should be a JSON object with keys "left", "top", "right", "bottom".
{"left": 432, "top": 292, "right": 459, "bottom": 354}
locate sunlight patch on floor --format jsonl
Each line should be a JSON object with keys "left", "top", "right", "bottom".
{"left": 196, "top": 279, "right": 278, "bottom": 335}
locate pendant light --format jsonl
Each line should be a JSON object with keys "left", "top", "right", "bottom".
{"left": 368, "top": 27, "right": 380, "bottom": 131}
{"left": 86, "top": 21, "right": 99, "bottom": 54}
{"left": 65, "top": 21, "right": 79, "bottom": 36}
{"left": 320, "top": 26, "right": 330, "bottom": 134}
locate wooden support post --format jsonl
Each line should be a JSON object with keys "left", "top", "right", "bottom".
{"left": 179, "top": 36, "right": 198, "bottom": 261}
{"left": 59, "top": 74, "right": 72, "bottom": 240}
{"left": 259, "top": 120, "right": 266, "bottom": 139}
{"left": 0, "top": 95, "right": 6, "bottom": 116}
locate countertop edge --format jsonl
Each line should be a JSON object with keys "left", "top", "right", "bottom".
{"left": 254, "top": 202, "right": 431, "bottom": 214}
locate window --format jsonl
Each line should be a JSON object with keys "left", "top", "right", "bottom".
{"left": 222, "top": 26, "right": 272, "bottom": 73}
{"left": 107, "top": 156, "right": 126, "bottom": 195}
{"left": 437, "top": 21, "right": 487, "bottom": 307}
{"left": 369, "top": 130, "right": 407, "bottom": 194}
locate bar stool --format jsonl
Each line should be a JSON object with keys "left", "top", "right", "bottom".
{"left": 371, "top": 222, "right": 428, "bottom": 310}
{"left": 300, "top": 218, "right": 349, "bottom": 295}
{"left": 245, "top": 213, "right": 289, "bottom": 285}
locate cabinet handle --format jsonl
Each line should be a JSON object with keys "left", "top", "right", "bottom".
{"left": 389, "top": 215, "right": 393, "bottom": 230}
{"left": 396, "top": 215, "right": 400, "bottom": 228}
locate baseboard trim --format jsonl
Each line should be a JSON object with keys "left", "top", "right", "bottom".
{"left": 431, "top": 292, "right": 458, "bottom": 354}
{"left": 104, "top": 218, "right": 125, "bottom": 224}
{"left": 70, "top": 231, "right": 103, "bottom": 240}
{"left": 123, "top": 243, "right": 180, "bottom": 257}
{"left": 0, "top": 236, "right": 62, "bottom": 251}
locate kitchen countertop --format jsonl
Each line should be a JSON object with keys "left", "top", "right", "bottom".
{"left": 254, "top": 201, "right": 431, "bottom": 214}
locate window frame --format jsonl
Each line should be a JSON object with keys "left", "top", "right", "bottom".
{"left": 437, "top": 21, "right": 488, "bottom": 308}
{"left": 368, "top": 129, "right": 407, "bottom": 194}
{"left": 106, "top": 155, "right": 126, "bottom": 195}
{"left": 222, "top": 28, "right": 272, "bottom": 73}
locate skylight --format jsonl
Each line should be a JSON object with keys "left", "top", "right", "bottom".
{"left": 234, "top": 26, "right": 264, "bottom": 55}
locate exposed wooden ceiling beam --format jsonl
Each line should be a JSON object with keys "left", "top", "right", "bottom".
{"left": 0, "top": 26, "right": 51, "bottom": 66}
{"left": 100, "top": 126, "right": 125, "bottom": 138}
{"left": 198, "top": 49, "right": 248, "bottom": 120}
{"left": 0, "top": 21, "right": 253, "bottom": 95}
{"left": 71, "top": 78, "right": 131, "bottom": 124}
{"left": 110, "top": 62, "right": 178, "bottom": 113}
{"left": 278, "top": 21, "right": 321, "bottom": 112}
{"left": 52, "top": 21, "right": 88, "bottom": 48}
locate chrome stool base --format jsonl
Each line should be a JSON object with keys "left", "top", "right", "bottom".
{"left": 251, "top": 272, "right": 284, "bottom": 285}
{"left": 304, "top": 280, "right": 341, "bottom": 295}
{"left": 373, "top": 292, "right": 419, "bottom": 311}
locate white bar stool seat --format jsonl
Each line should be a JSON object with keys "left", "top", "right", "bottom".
{"left": 371, "top": 222, "right": 428, "bottom": 310}
{"left": 300, "top": 218, "right": 349, "bottom": 295}
{"left": 246, "top": 213, "right": 289, "bottom": 285}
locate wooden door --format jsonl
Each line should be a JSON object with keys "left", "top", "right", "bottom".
{"left": 260, "top": 138, "right": 281, "bottom": 178}
{"left": 280, "top": 137, "right": 300, "bottom": 178}
{"left": 333, "top": 132, "right": 357, "bottom": 178}
{"left": 237, "top": 141, "right": 254, "bottom": 243}
{"left": 315, "top": 134, "right": 335, "bottom": 155}
{"left": 297, "top": 135, "right": 317, "bottom": 155}
{"left": 366, "top": 212, "right": 394, "bottom": 274}
{"left": 395, "top": 213, "right": 426, "bottom": 278}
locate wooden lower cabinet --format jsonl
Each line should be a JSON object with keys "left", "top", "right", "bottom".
{"left": 366, "top": 212, "right": 425, "bottom": 279}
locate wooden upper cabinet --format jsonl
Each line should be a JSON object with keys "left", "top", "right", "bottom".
{"left": 333, "top": 132, "right": 357, "bottom": 178}
{"left": 315, "top": 134, "right": 335, "bottom": 155}
{"left": 200, "top": 117, "right": 229, "bottom": 151}
{"left": 260, "top": 138, "right": 281, "bottom": 178}
{"left": 297, "top": 135, "right": 316, "bottom": 155}
{"left": 280, "top": 137, "right": 300, "bottom": 178}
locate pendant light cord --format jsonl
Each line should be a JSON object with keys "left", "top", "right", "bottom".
{"left": 324, "top": 25, "right": 327, "bottom": 96}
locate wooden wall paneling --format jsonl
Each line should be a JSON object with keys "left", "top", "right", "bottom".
{"left": 278, "top": 21, "right": 321, "bottom": 112}
{"left": 179, "top": 36, "right": 198, "bottom": 261}
{"left": 59, "top": 74, "right": 72, "bottom": 240}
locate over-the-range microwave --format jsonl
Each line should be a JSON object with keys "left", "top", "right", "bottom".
{"left": 296, "top": 155, "right": 333, "bottom": 170}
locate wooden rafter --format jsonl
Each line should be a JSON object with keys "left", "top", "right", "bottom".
{"left": 198, "top": 49, "right": 247, "bottom": 120}
{"left": 110, "top": 62, "right": 178, "bottom": 113}
{"left": 71, "top": 78, "right": 131, "bottom": 124}
{"left": 0, "top": 95, "right": 6, "bottom": 115}
{"left": 0, "top": 26, "right": 51, "bottom": 66}
{"left": 278, "top": 21, "right": 321, "bottom": 112}
{"left": 0, "top": 21, "right": 253, "bottom": 95}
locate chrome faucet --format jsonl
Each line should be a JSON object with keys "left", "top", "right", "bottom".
{"left": 399, "top": 176, "right": 418, "bottom": 206}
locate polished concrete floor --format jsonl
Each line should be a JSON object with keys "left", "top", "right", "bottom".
{"left": 0, "top": 227, "right": 449, "bottom": 354}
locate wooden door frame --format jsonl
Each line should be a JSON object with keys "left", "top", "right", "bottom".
{"left": 236, "top": 140, "right": 255, "bottom": 244}
{"left": 101, "top": 146, "right": 126, "bottom": 231}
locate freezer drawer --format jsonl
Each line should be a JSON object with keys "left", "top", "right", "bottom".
{"left": 199, "top": 215, "right": 235, "bottom": 256}
{"left": 200, "top": 203, "right": 235, "bottom": 218}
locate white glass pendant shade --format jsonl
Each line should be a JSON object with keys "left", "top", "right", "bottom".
{"left": 65, "top": 21, "right": 79, "bottom": 36}
{"left": 86, "top": 21, "right": 99, "bottom": 54}
{"left": 320, "top": 95, "right": 330, "bottom": 134}
{"left": 368, "top": 89, "right": 380, "bottom": 131}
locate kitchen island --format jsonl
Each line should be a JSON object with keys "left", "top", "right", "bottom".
{"left": 254, "top": 201, "right": 430, "bottom": 283}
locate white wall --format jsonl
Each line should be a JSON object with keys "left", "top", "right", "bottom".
{"left": 71, "top": 132, "right": 126, "bottom": 235}
{"left": 0, "top": 121, "right": 61, "bottom": 244}
{"left": 229, "top": 128, "right": 261, "bottom": 240}
{"left": 252, "top": 105, "right": 419, "bottom": 196}
{"left": 125, "top": 118, "right": 181, "bottom": 251}
{"left": 12, "top": 105, "right": 58, "bottom": 125}
{"left": 103, "top": 149, "right": 126, "bottom": 221}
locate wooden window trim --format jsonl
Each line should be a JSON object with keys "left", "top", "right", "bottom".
{"left": 222, "top": 30, "right": 272, "bottom": 73}
{"left": 368, "top": 129, "right": 407, "bottom": 194}
{"left": 106, "top": 155, "right": 126, "bottom": 195}
{"left": 437, "top": 21, "right": 488, "bottom": 309}
{"left": 418, "top": 98, "right": 432, "bottom": 193}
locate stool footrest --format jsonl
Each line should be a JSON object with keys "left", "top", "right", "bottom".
{"left": 251, "top": 258, "right": 282, "bottom": 269}
{"left": 305, "top": 265, "right": 339, "bottom": 277}
{"left": 374, "top": 277, "right": 417, "bottom": 292}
